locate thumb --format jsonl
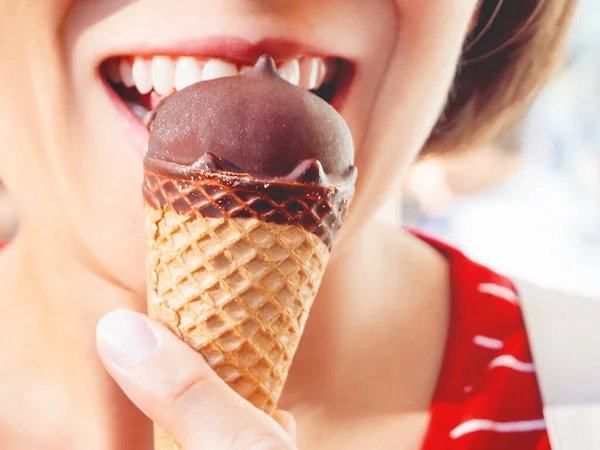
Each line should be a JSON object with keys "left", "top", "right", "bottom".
{"left": 96, "top": 309, "right": 296, "bottom": 450}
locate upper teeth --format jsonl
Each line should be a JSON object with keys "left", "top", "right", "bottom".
{"left": 107, "top": 55, "right": 328, "bottom": 95}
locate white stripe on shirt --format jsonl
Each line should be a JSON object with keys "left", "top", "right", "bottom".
{"left": 478, "top": 283, "right": 519, "bottom": 304}
{"left": 473, "top": 335, "right": 504, "bottom": 349}
{"left": 450, "top": 418, "right": 546, "bottom": 439}
{"left": 489, "top": 354, "right": 535, "bottom": 372}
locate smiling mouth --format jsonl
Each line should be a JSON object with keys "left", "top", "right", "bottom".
{"left": 101, "top": 54, "right": 352, "bottom": 126}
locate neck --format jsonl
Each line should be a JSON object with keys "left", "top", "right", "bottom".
{"left": 283, "top": 218, "right": 450, "bottom": 414}
{"left": 0, "top": 220, "right": 151, "bottom": 449}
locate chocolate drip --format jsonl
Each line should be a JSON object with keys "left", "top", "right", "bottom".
{"left": 191, "top": 153, "right": 245, "bottom": 173}
{"left": 248, "top": 55, "right": 279, "bottom": 78}
{"left": 285, "top": 159, "right": 327, "bottom": 184}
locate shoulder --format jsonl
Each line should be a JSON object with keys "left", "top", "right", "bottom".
{"left": 410, "top": 228, "right": 521, "bottom": 310}
{"left": 414, "top": 229, "right": 536, "bottom": 375}
{"left": 412, "top": 229, "right": 550, "bottom": 448}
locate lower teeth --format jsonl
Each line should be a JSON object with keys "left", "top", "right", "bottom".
{"left": 126, "top": 100, "right": 150, "bottom": 121}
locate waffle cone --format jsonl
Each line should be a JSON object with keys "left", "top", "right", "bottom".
{"left": 145, "top": 203, "right": 330, "bottom": 449}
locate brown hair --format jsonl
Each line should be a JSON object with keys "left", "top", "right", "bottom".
{"left": 423, "top": 0, "right": 579, "bottom": 156}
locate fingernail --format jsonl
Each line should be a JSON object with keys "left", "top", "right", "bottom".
{"left": 97, "top": 309, "right": 159, "bottom": 369}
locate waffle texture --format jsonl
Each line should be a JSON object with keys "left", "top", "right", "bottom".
{"left": 146, "top": 205, "right": 329, "bottom": 405}
{"left": 143, "top": 167, "right": 346, "bottom": 449}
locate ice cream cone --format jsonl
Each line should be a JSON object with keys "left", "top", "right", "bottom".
{"left": 143, "top": 162, "right": 348, "bottom": 449}
{"left": 142, "top": 54, "right": 356, "bottom": 450}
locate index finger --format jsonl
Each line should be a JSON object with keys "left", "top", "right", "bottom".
{"left": 96, "top": 309, "right": 296, "bottom": 450}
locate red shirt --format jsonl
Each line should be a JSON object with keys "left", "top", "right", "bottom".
{"left": 0, "top": 237, "right": 547, "bottom": 448}
{"left": 418, "top": 232, "right": 548, "bottom": 449}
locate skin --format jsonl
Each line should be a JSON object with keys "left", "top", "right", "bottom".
{"left": 0, "top": 184, "right": 18, "bottom": 241}
{"left": 0, "top": 0, "right": 478, "bottom": 448}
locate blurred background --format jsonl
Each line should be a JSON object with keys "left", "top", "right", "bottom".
{"left": 1, "top": 0, "right": 598, "bottom": 297}
{"left": 398, "top": 0, "right": 600, "bottom": 297}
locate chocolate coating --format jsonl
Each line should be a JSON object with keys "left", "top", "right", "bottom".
{"left": 143, "top": 158, "right": 353, "bottom": 248}
{"left": 147, "top": 55, "right": 354, "bottom": 180}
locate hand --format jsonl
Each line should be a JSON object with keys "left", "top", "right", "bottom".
{"left": 96, "top": 309, "right": 297, "bottom": 449}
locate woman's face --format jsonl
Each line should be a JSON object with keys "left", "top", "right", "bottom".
{"left": 0, "top": 0, "right": 477, "bottom": 293}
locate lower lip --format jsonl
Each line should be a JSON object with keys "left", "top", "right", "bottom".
{"left": 101, "top": 75, "right": 149, "bottom": 159}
